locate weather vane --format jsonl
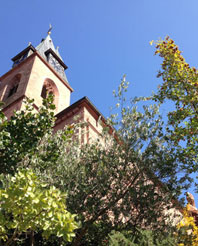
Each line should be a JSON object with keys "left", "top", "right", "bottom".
{"left": 47, "top": 24, "right": 52, "bottom": 35}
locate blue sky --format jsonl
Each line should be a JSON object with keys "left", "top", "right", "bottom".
{"left": 2, "top": 0, "right": 198, "bottom": 116}
{"left": 1, "top": 0, "right": 198, "bottom": 203}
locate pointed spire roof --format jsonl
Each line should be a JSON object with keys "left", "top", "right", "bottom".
{"left": 36, "top": 34, "right": 64, "bottom": 62}
{"left": 35, "top": 33, "right": 68, "bottom": 82}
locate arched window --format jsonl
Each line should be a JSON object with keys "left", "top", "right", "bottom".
{"left": 41, "top": 79, "right": 59, "bottom": 110}
{"left": 6, "top": 74, "right": 21, "bottom": 99}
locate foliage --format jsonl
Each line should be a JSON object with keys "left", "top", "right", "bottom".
{"left": 0, "top": 96, "right": 55, "bottom": 175}
{"left": 151, "top": 37, "right": 198, "bottom": 188}
{"left": 14, "top": 79, "right": 183, "bottom": 246}
{"left": 0, "top": 97, "right": 78, "bottom": 245}
{"left": 0, "top": 48, "right": 188, "bottom": 245}
{"left": 108, "top": 230, "right": 135, "bottom": 246}
{"left": 0, "top": 169, "right": 78, "bottom": 246}
{"left": 108, "top": 229, "right": 177, "bottom": 246}
{"left": 177, "top": 206, "right": 198, "bottom": 246}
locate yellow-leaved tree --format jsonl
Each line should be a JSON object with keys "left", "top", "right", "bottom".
{"left": 177, "top": 206, "right": 198, "bottom": 246}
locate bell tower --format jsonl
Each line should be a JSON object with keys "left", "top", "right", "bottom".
{"left": 0, "top": 30, "right": 73, "bottom": 118}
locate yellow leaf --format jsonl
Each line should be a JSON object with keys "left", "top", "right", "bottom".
{"left": 149, "top": 40, "right": 154, "bottom": 46}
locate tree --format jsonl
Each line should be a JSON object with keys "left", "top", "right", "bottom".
{"left": 0, "top": 169, "right": 78, "bottom": 246}
{"left": 151, "top": 37, "right": 198, "bottom": 188}
{"left": 107, "top": 229, "right": 177, "bottom": 246}
{"left": 177, "top": 207, "right": 198, "bottom": 246}
{"left": 0, "top": 97, "right": 55, "bottom": 175}
{"left": 0, "top": 97, "right": 79, "bottom": 245}
{"left": 0, "top": 62, "right": 185, "bottom": 245}
{"left": 14, "top": 80, "right": 182, "bottom": 246}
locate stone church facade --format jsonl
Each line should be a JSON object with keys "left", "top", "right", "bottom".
{"left": 0, "top": 33, "right": 104, "bottom": 143}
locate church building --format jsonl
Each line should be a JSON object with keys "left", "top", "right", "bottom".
{"left": 0, "top": 31, "right": 105, "bottom": 144}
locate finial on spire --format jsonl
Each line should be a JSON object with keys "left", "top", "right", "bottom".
{"left": 47, "top": 24, "right": 52, "bottom": 35}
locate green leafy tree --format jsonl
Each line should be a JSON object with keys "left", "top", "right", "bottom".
{"left": 0, "top": 97, "right": 79, "bottom": 245}
{"left": 18, "top": 80, "right": 182, "bottom": 246}
{"left": 0, "top": 71, "right": 184, "bottom": 245}
{"left": 0, "top": 96, "right": 55, "bottom": 175}
{"left": 108, "top": 229, "right": 177, "bottom": 246}
{"left": 0, "top": 169, "right": 78, "bottom": 246}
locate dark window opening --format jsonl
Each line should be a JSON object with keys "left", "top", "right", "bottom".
{"left": 13, "top": 52, "right": 28, "bottom": 68}
{"left": 41, "top": 85, "right": 47, "bottom": 99}
{"left": 7, "top": 84, "right": 18, "bottom": 98}
{"left": 41, "top": 85, "right": 54, "bottom": 99}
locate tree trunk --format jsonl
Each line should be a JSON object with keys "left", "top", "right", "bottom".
{"left": 30, "top": 231, "right": 34, "bottom": 246}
